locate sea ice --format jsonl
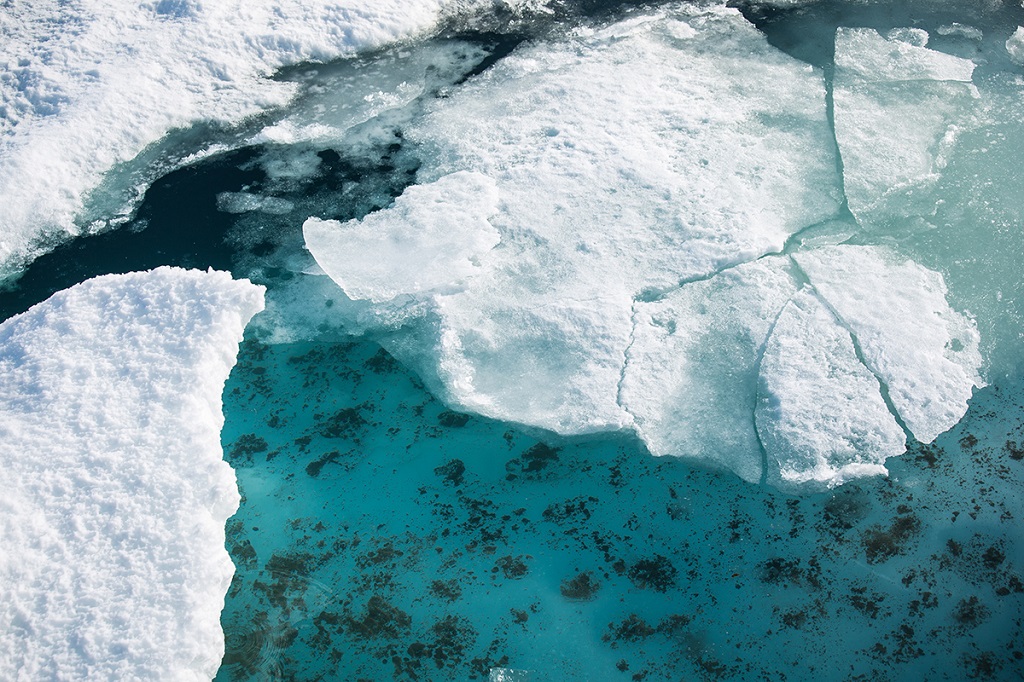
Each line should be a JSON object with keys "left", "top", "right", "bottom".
{"left": 332, "top": 4, "right": 840, "bottom": 436}
{"left": 756, "top": 289, "right": 905, "bottom": 490}
{"left": 622, "top": 258, "right": 799, "bottom": 484}
{"left": 0, "top": 268, "right": 263, "bottom": 680}
{"left": 0, "top": 0, "right": 533, "bottom": 281}
{"left": 795, "top": 245, "right": 983, "bottom": 444}
{"left": 410, "top": 5, "right": 840, "bottom": 292}
{"left": 833, "top": 28, "right": 978, "bottom": 225}
{"left": 1006, "top": 26, "right": 1024, "bottom": 64}
{"left": 303, "top": 171, "right": 500, "bottom": 303}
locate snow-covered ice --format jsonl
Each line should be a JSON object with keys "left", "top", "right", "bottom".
{"left": 0, "top": 268, "right": 263, "bottom": 680}
{"left": 756, "top": 289, "right": 905, "bottom": 490}
{"left": 795, "top": 245, "right": 984, "bottom": 444}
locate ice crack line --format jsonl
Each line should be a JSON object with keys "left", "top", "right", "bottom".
{"left": 788, "top": 255, "right": 915, "bottom": 443}
{"left": 615, "top": 297, "right": 640, "bottom": 422}
{"left": 750, "top": 271, "right": 800, "bottom": 487}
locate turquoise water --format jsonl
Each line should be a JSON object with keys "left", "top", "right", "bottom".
{"left": 214, "top": 334, "right": 1024, "bottom": 680}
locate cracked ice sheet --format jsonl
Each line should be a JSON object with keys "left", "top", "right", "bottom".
{"left": 0, "top": 268, "right": 263, "bottom": 680}
{"left": 621, "top": 258, "right": 799, "bottom": 484}
{"left": 795, "top": 245, "right": 984, "bottom": 444}
{"left": 833, "top": 27, "right": 978, "bottom": 225}
{"left": 756, "top": 289, "right": 905, "bottom": 491}
{"left": 377, "top": 4, "right": 838, "bottom": 436}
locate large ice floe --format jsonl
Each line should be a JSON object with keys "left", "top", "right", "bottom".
{"left": 0, "top": 0, "right": 547, "bottom": 282}
{"left": 305, "top": 5, "right": 986, "bottom": 490}
{"left": 0, "top": 268, "right": 263, "bottom": 679}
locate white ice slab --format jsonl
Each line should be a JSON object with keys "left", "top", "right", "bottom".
{"left": 756, "top": 289, "right": 906, "bottom": 490}
{"left": 0, "top": 268, "right": 263, "bottom": 680}
{"left": 1007, "top": 26, "right": 1024, "bottom": 65}
{"left": 410, "top": 4, "right": 840, "bottom": 293}
{"left": 352, "top": 5, "right": 840, "bottom": 437}
{"left": 833, "top": 28, "right": 977, "bottom": 225}
{"left": 303, "top": 171, "right": 500, "bottom": 303}
{"left": 622, "top": 258, "right": 799, "bottom": 483}
{"left": 795, "top": 245, "right": 983, "bottom": 444}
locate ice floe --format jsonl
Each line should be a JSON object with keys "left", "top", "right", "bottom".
{"left": 0, "top": 268, "right": 263, "bottom": 679}
{"left": 306, "top": 6, "right": 987, "bottom": 488}
{"left": 832, "top": 27, "right": 978, "bottom": 225}
{"left": 303, "top": 171, "right": 500, "bottom": 303}
{"left": 388, "top": 3, "right": 839, "bottom": 435}
{"left": 794, "top": 245, "right": 984, "bottom": 444}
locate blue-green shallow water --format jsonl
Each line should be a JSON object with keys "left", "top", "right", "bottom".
{"left": 215, "top": 333, "right": 1024, "bottom": 681}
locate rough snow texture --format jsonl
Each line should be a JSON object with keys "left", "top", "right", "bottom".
{"left": 0, "top": 0, "right": 535, "bottom": 281}
{"left": 303, "top": 172, "right": 500, "bottom": 303}
{"left": 1007, "top": 26, "right": 1024, "bottom": 64}
{"left": 756, "top": 290, "right": 905, "bottom": 490}
{"left": 0, "top": 268, "right": 264, "bottom": 680}
{"left": 795, "top": 246, "right": 983, "bottom": 444}
{"left": 833, "top": 28, "right": 977, "bottom": 225}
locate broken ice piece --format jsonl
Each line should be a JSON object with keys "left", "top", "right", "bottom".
{"left": 756, "top": 289, "right": 906, "bottom": 490}
{"left": 795, "top": 245, "right": 983, "bottom": 444}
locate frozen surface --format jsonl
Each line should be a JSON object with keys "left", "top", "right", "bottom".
{"left": 795, "top": 245, "right": 984, "bottom": 444}
{"left": 426, "top": 287, "right": 636, "bottom": 434}
{"left": 0, "top": 0, "right": 535, "bottom": 280}
{"left": 756, "top": 289, "right": 905, "bottom": 490}
{"left": 303, "top": 172, "right": 500, "bottom": 303}
{"left": 833, "top": 28, "right": 977, "bottom": 225}
{"left": 1007, "top": 26, "right": 1024, "bottom": 64}
{"left": 410, "top": 5, "right": 841, "bottom": 291}
{"left": 622, "top": 258, "right": 798, "bottom": 484}
{"left": 0, "top": 268, "right": 263, "bottom": 680}
{"left": 308, "top": 3, "right": 840, "bottom": 437}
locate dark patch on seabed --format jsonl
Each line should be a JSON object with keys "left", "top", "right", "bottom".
{"left": 216, "top": 332, "right": 1024, "bottom": 681}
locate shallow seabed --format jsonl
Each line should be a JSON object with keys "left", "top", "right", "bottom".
{"left": 215, "top": 334, "right": 1023, "bottom": 681}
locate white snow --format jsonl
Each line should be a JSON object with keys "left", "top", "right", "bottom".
{"left": 0, "top": 268, "right": 264, "bottom": 680}
{"left": 833, "top": 27, "right": 977, "bottom": 225}
{"left": 0, "top": 0, "right": 536, "bottom": 281}
{"left": 303, "top": 171, "right": 500, "bottom": 303}
{"left": 795, "top": 245, "right": 984, "bottom": 444}
{"left": 1006, "top": 26, "right": 1024, "bottom": 64}
{"left": 756, "top": 289, "right": 905, "bottom": 490}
